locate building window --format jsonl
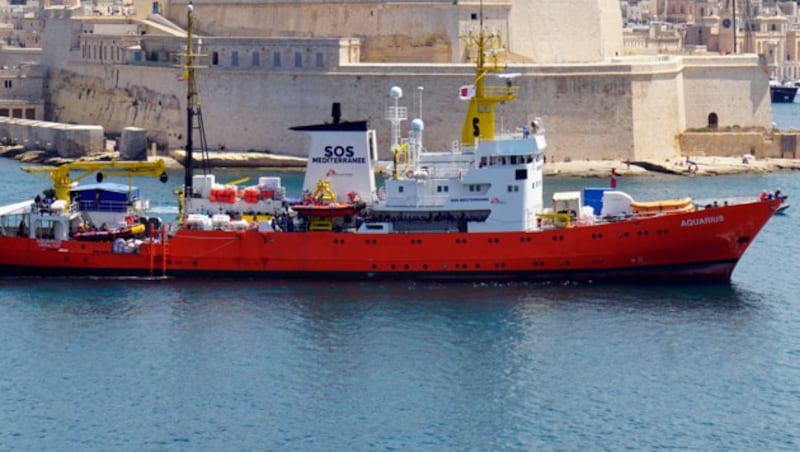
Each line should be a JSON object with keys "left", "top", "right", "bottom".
{"left": 273, "top": 51, "right": 281, "bottom": 67}
{"left": 252, "top": 51, "right": 260, "bottom": 67}
{"left": 3, "top": 80, "right": 11, "bottom": 88}
{"left": 212, "top": 51, "right": 219, "bottom": 65}
{"left": 231, "top": 51, "right": 239, "bottom": 66}
{"left": 25, "top": 108, "right": 35, "bottom": 119}
{"left": 315, "top": 52, "right": 324, "bottom": 68}
{"left": 294, "top": 52, "right": 302, "bottom": 68}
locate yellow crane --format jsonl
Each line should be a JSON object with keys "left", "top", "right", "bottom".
{"left": 21, "top": 160, "right": 169, "bottom": 211}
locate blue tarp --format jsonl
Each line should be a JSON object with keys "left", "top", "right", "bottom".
{"left": 71, "top": 183, "right": 140, "bottom": 212}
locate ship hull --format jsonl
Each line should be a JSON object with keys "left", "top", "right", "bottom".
{"left": 0, "top": 199, "right": 779, "bottom": 283}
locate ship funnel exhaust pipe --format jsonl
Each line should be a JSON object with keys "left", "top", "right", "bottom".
{"left": 332, "top": 102, "right": 341, "bottom": 124}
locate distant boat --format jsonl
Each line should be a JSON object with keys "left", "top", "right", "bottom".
{"left": 770, "top": 80, "right": 797, "bottom": 103}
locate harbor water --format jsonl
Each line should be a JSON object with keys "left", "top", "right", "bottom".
{"left": 1, "top": 143, "right": 799, "bottom": 448}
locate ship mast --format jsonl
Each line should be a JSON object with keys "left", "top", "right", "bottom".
{"left": 459, "top": 0, "right": 517, "bottom": 147}
{"left": 183, "top": 3, "right": 209, "bottom": 197}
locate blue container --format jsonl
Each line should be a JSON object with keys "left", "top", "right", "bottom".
{"left": 583, "top": 187, "right": 612, "bottom": 215}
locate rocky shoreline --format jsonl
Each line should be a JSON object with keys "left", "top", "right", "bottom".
{"left": 4, "top": 145, "right": 800, "bottom": 178}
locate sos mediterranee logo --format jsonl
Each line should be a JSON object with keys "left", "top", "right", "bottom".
{"left": 312, "top": 145, "right": 367, "bottom": 164}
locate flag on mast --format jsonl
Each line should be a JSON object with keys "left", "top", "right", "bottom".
{"left": 459, "top": 85, "right": 475, "bottom": 100}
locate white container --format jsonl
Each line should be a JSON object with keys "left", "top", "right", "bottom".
{"left": 186, "top": 214, "right": 213, "bottom": 231}
{"left": 601, "top": 191, "right": 635, "bottom": 216}
{"left": 258, "top": 177, "right": 282, "bottom": 190}
{"left": 230, "top": 219, "right": 249, "bottom": 230}
{"left": 212, "top": 214, "right": 231, "bottom": 230}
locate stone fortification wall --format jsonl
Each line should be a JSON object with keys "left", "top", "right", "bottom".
{"left": 508, "top": 0, "right": 623, "bottom": 63}
{"left": 163, "top": 0, "right": 465, "bottom": 63}
{"left": 679, "top": 131, "right": 800, "bottom": 159}
{"left": 47, "top": 54, "right": 771, "bottom": 163}
{"left": 680, "top": 56, "right": 772, "bottom": 130}
{"left": 155, "top": 0, "right": 623, "bottom": 63}
{"left": 157, "top": 0, "right": 622, "bottom": 64}
{"left": 40, "top": 7, "right": 83, "bottom": 70}
{"left": 47, "top": 66, "right": 183, "bottom": 148}
{"left": 630, "top": 59, "right": 686, "bottom": 161}
{"left": 0, "top": 116, "right": 105, "bottom": 158}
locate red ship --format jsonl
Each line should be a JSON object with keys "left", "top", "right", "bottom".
{"left": 0, "top": 6, "right": 783, "bottom": 282}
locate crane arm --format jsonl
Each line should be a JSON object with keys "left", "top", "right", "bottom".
{"left": 21, "top": 159, "right": 169, "bottom": 206}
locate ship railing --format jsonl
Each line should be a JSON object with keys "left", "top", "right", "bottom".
{"left": 77, "top": 199, "right": 133, "bottom": 213}
{"left": 693, "top": 196, "right": 760, "bottom": 208}
{"left": 418, "top": 163, "right": 471, "bottom": 179}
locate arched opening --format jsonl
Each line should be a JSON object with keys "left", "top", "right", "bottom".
{"left": 708, "top": 112, "right": 719, "bottom": 129}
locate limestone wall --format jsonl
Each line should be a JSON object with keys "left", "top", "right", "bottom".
{"left": 46, "top": 53, "right": 772, "bottom": 163}
{"left": 156, "top": 0, "right": 621, "bottom": 64}
{"left": 47, "top": 66, "right": 182, "bottom": 148}
{"left": 631, "top": 62, "right": 686, "bottom": 161}
{"left": 0, "top": 116, "right": 105, "bottom": 157}
{"left": 508, "top": 0, "right": 623, "bottom": 63}
{"left": 680, "top": 55, "right": 772, "bottom": 130}
{"left": 164, "top": 0, "right": 463, "bottom": 63}
{"left": 679, "top": 131, "right": 800, "bottom": 159}
{"left": 41, "top": 7, "right": 83, "bottom": 70}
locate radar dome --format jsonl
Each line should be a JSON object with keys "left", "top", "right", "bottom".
{"left": 411, "top": 118, "right": 424, "bottom": 131}
{"left": 390, "top": 86, "right": 403, "bottom": 99}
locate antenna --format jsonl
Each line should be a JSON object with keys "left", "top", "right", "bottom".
{"left": 417, "top": 86, "right": 424, "bottom": 120}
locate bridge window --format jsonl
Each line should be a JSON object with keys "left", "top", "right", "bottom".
{"left": 273, "top": 51, "right": 282, "bottom": 67}
{"left": 252, "top": 51, "right": 260, "bottom": 67}
{"left": 231, "top": 51, "right": 239, "bottom": 66}
{"left": 294, "top": 52, "right": 303, "bottom": 68}
{"left": 316, "top": 52, "right": 324, "bottom": 68}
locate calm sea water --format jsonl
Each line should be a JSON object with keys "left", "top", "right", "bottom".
{"left": 1, "top": 125, "right": 799, "bottom": 449}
